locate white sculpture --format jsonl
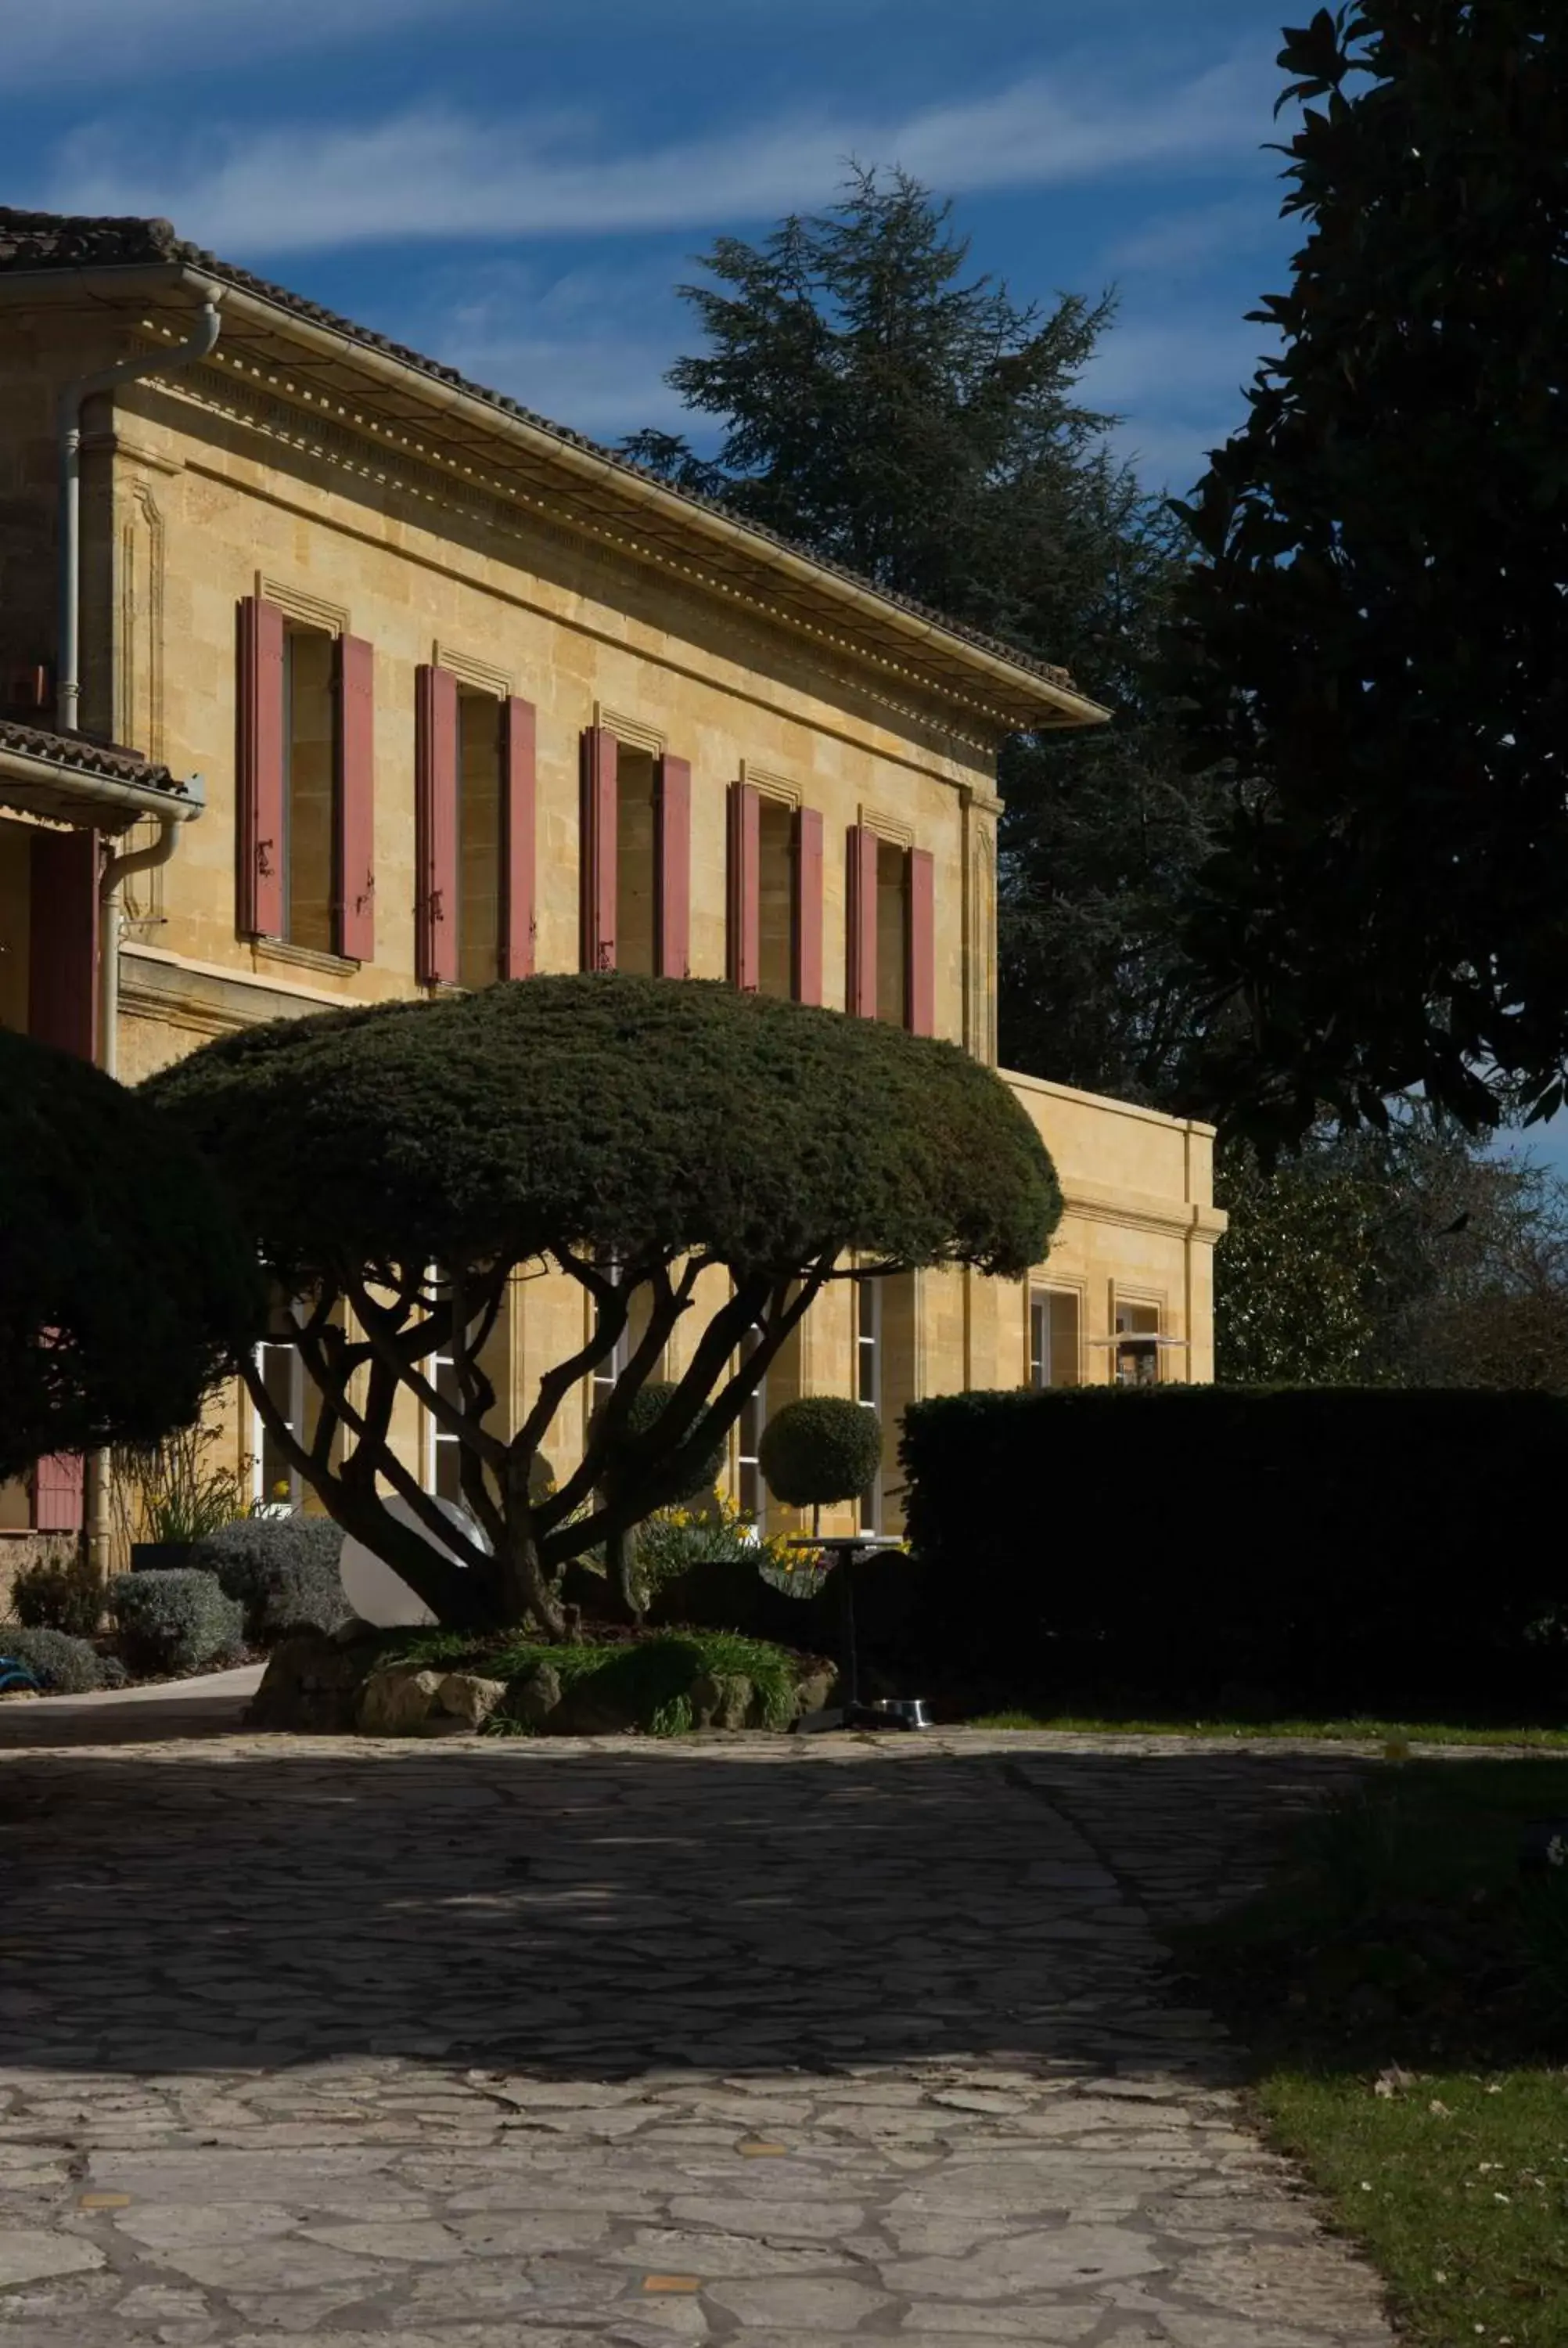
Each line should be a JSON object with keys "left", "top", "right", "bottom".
{"left": 339, "top": 1493, "right": 486, "bottom": 1628}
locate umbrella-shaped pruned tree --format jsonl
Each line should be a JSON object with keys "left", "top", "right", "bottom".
{"left": 0, "top": 1026, "right": 261, "bottom": 1482}
{"left": 145, "top": 974, "right": 1061, "bottom": 1635}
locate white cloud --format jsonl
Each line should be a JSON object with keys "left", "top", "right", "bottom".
{"left": 1077, "top": 315, "right": 1277, "bottom": 494}
{"left": 1105, "top": 192, "right": 1286, "bottom": 280}
{"left": 43, "top": 52, "right": 1268, "bottom": 254}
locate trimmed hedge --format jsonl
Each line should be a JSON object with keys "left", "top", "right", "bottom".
{"left": 0, "top": 1624, "right": 116, "bottom": 1693}
{"left": 109, "top": 1569, "right": 245, "bottom": 1677}
{"left": 191, "top": 1517, "right": 350, "bottom": 1644}
{"left": 898, "top": 1388, "right": 1568, "bottom": 1717}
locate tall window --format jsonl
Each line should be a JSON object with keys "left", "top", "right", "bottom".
{"left": 617, "top": 748, "right": 658, "bottom": 976}
{"left": 757, "top": 798, "right": 795, "bottom": 1001}
{"left": 1115, "top": 1300, "right": 1162, "bottom": 1387}
{"left": 736, "top": 1323, "right": 768, "bottom": 1529}
{"left": 426, "top": 1327, "right": 464, "bottom": 1504}
{"left": 876, "top": 839, "right": 910, "bottom": 1026}
{"left": 457, "top": 690, "right": 503, "bottom": 992}
{"left": 252, "top": 1337, "right": 306, "bottom": 1508}
{"left": 282, "top": 624, "right": 337, "bottom": 953}
{"left": 1030, "top": 1290, "right": 1081, "bottom": 1389}
{"left": 856, "top": 1278, "right": 882, "bottom": 1532}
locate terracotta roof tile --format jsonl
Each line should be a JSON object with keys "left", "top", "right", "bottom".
{"left": 0, "top": 208, "right": 1081, "bottom": 707}
{"left": 0, "top": 718, "right": 182, "bottom": 793}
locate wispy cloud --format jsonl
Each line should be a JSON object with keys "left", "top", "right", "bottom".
{"left": 418, "top": 259, "right": 691, "bottom": 438}
{"left": 1105, "top": 193, "right": 1286, "bottom": 280}
{"left": 1079, "top": 315, "right": 1276, "bottom": 492}
{"left": 45, "top": 52, "right": 1268, "bottom": 254}
{"left": 0, "top": 0, "right": 491, "bottom": 85}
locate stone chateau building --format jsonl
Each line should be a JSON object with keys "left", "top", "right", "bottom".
{"left": 0, "top": 208, "right": 1224, "bottom": 1569}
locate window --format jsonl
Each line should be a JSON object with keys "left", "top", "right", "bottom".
{"left": 426, "top": 1327, "right": 465, "bottom": 1504}
{"left": 1030, "top": 1290, "right": 1081, "bottom": 1388}
{"left": 876, "top": 839, "right": 910, "bottom": 1026}
{"left": 252, "top": 1337, "right": 306, "bottom": 1508}
{"left": 736, "top": 1323, "right": 768, "bottom": 1529}
{"left": 855, "top": 1278, "right": 882, "bottom": 1532}
{"left": 1115, "top": 1299, "right": 1162, "bottom": 1387}
{"left": 757, "top": 798, "right": 795, "bottom": 1001}
{"left": 457, "top": 690, "right": 503, "bottom": 992}
{"left": 282, "top": 624, "right": 337, "bottom": 953}
{"left": 616, "top": 747, "right": 658, "bottom": 977}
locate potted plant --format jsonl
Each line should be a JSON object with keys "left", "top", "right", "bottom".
{"left": 123, "top": 1424, "right": 250, "bottom": 1573}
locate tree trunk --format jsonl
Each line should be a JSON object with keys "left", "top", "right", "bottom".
{"left": 605, "top": 1525, "right": 643, "bottom": 1626}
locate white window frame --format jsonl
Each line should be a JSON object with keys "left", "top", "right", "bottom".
{"left": 1113, "top": 1296, "right": 1163, "bottom": 1387}
{"left": 250, "top": 1332, "right": 306, "bottom": 1510}
{"left": 735, "top": 1323, "right": 768, "bottom": 1536}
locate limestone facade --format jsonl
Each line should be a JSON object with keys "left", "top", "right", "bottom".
{"left": 0, "top": 217, "right": 1224, "bottom": 1551}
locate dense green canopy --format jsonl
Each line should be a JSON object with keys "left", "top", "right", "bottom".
{"left": 759, "top": 1395, "right": 883, "bottom": 1511}
{"left": 0, "top": 1027, "right": 261, "bottom": 1481}
{"left": 145, "top": 974, "right": 1059, "bottom": 1284}
{"left": 144, "top": 976, "right": 1059, "bottom": 1635}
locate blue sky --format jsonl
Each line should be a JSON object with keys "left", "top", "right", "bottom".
{"left": 5, "top": 0, "right": 1299, "bottom": 498}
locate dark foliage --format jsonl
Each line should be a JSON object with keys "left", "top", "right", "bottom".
{"left": 625, "top": 168, "right": 1227, "bottom": 1107}
{"left": 0, "top": 1028, "right": 262, "bottom": 1481}
{"left": 146, "top": 974, "right": 1059, "bottom": 1635}
{"left": 899, "top": 1386, "right": 1568, "bottom": 1716}
{"left": 10, "top": 1547, "right": 102, "bottom": 1637}
{"left": 1165, "top": 3, "right": 1568, "bottom": 1147}
{"left": 588, "top": 1381, "right": 726, "bottom": 1506}
{"left": 108, "top": 1568, "right": 245, "bottom": 1677}
{"left": 192, "top": 1516, "right": 349, "bottom": 1644}
{"left": 0, "top": 1622, "right": 110, "bottom": 1693}
{"left": 758, "top": 1394, "right": 883, "bottom": 1510}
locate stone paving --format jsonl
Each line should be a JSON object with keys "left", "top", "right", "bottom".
{"left": 0, "top": 1724, "right": 1399, "bottom": 2346}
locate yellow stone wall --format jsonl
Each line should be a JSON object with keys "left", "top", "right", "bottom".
{"left": 0, "top": 301, "right": 1225, "bottom": 1550}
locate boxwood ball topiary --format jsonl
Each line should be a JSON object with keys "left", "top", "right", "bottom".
{"left": 759, "top": 1395, "right": 883, "bottom": 1510}
{"left": 0, "top": 1028, "right": 262, "bottom": 1482}
{"left": 588, "top": 1381, "right": 726, "bottom": 1504}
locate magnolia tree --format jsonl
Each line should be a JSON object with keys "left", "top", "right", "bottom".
{"left": 1, "top": 1027, "right": 260, "bottom": 1482}
{"left": 145, "top": 974, "right": 1060, "bottom": 1635}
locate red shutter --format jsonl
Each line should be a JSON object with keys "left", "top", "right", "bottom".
{"left": 908, "top": 846, "right": 935, "bottom": 1036}
{"left": 237, "top": 596, "right": 285, "bottom": 938}
{"left": 727, "top": 781, "right": 761, "bottom": 989}
{"left": 28, "top": 829, "right": 98, "bottom": 1060}
{"left": 847, "top": 823, "right": 879, "bottom": 1017}
{"left": 415, "top": 664, "right": 459, "bottom": 985}
{"left": 581, "top": 726, "right": 617, "bottom": 971}
{"left": 501, "top": 696, "right": 537, "bottom": 980}
{"left": 656, "top": 753, "right": 692, "bottom": 979}
{"left": 336, "top": 634, "right": 375, "bottom": 963}
{"left": 32, "top": 1453, "right": 85, "bottom": 1534}
{"left": 793, "top": 805, "right": 823, "bottom": 1005}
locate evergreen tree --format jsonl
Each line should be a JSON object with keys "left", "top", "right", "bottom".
{"left": 626, "top": 168, "right": 1225, "bottom": 1106}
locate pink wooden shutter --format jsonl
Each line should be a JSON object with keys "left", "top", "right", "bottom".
{"left": 238, "top": 595, "right": 285, "bottom": 937}
{"left": 336, "top": 634, "right": 376, "bottom": 963}
{"left": 501, "top": 696, "right": 537, "bottom": 980}
{"left": 32, "top": 1453, "right": 85, "bottom": 1534}
{"left": 581, "top": 726, "right": 617, "bottom": 971}
{"left": 793, "top": 805, "right": 823, "bottom": 1005}
{"left": 908, "top": 846, "right": 935, "bottom": 1035}
{"left": 727, "top": 780, "right": 761, "bottom": 989}
{"left": 656, "top": 753, "right": 692, "bottom": 978}
{"left": 27, "top": 829, "right": 98, "bottom": 1060}
{"left": 415, "top": 664, "right": 459, "bottom": 985}
{"left": 846, "top": 823, "right": 879, "bottom": 1017}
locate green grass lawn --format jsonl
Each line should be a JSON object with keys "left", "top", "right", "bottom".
{"left": 1185, "top": 1759, "right": 1568, "bottom": 2346}
{"left": 969, "top": 1709, "right": 1568, "bottom": 1750}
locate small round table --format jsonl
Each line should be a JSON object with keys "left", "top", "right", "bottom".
{"left": 786, "top": 1534, "right": 917, "bottom": 1728}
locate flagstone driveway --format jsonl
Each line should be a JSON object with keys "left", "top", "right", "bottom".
{"left": 0, "top": 1725, "right": 1397, "bottom": 2346}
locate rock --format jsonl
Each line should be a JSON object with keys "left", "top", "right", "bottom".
{"left": 792, "top": 1669, "right": 836, "bottom": 1719}
{"left": 437, "top": 1673, "right": 509, "bottom": 1730}
{"left": 691, "top": 1671, "right": 754, "bottom": 1730}
{"left": 508, "top": 1662, "right": 563, "bottom": 1729}
{"left": 246, "top": 1632, "right": 367, "bottom": 1733}
{"left": 355, "top": 1666, "right": 444, "bottom": 1736}
{"left": 331, "top": 1614, "right": 377, "bottom": 1647}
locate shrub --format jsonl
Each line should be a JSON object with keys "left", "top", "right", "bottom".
{"left": 759, "top": 1394, "right": 883, "bottom": 1525}
{"left": 109, "top": 1569, "right": 245, "bottom": 1677}
{"left": 0, "top": 1624, "right": 106, "bottom": 1692}
{"left": 191, "top": 1516, "right": 348, "bottom": 1644}
{"left": 899, "top": 1386, "right": 1568, "bottom": 1716}
{"left": 11, "top": 1547, "right": 102, "bottom": 1637}
{"left": 118, "top": 1423, "right": 250, "bottom": 1545}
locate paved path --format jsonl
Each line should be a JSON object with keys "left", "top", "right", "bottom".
{"left": 0, "top": 1728, "right": 1395, "bottom": 2346}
